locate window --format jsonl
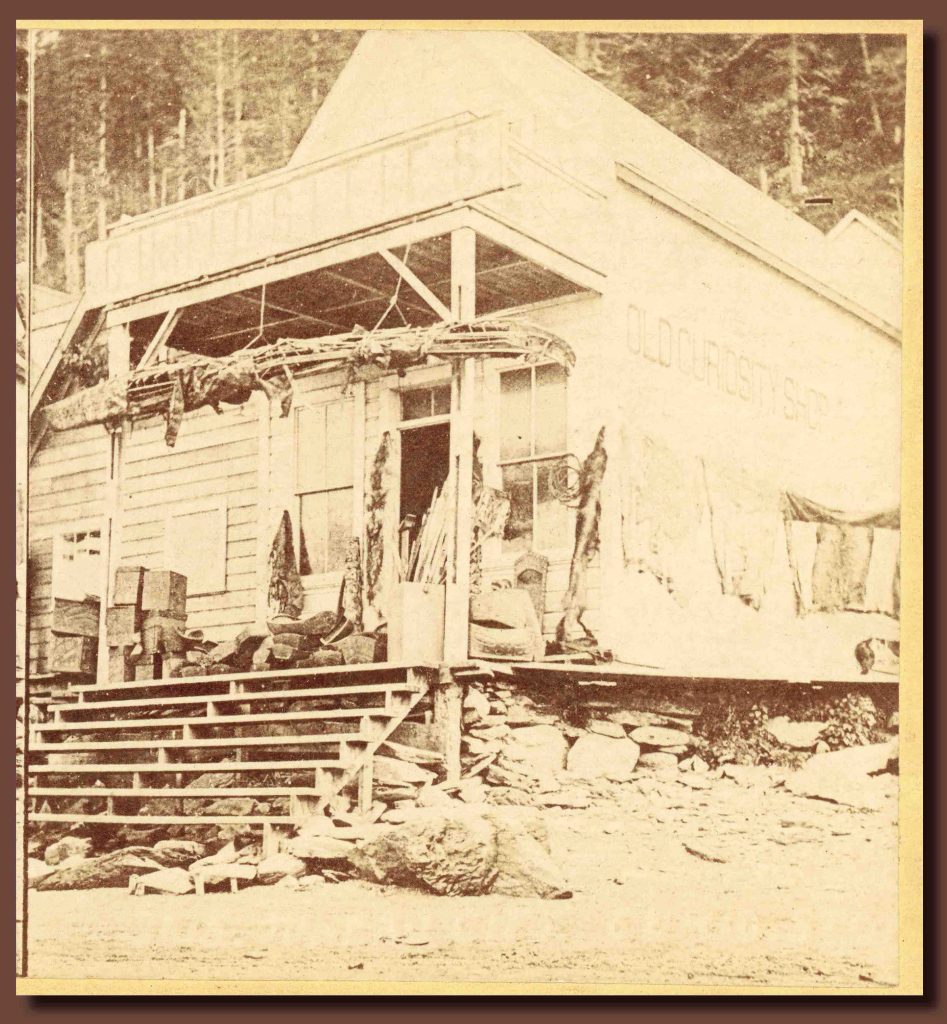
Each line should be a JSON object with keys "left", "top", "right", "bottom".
{"left": 296, "top": 398, "right": 354, "bottom": 576}
{"left": 498, "top": 364, "right": 569, "bottom": 553}
{"left": 53, "top": 526, "right": 102, "bottom": 601}
{"left": 165, "top": 500, "right": 227, "bottom": 596}
{"left": 400, "top": 384, "right": 451, "bottom": 422}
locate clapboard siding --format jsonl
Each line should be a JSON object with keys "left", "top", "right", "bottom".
{"left": 28, "top": 420, "right": 108, "bottom": 673}
{"left": 116, "top": 403, "right": 260, "bottom": 643}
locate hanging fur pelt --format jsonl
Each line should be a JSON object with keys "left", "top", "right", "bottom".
{"left": 268, "top": 509, "right": 305, "bottom": 619}
{"left": 365, "top": 432, "right": 391, "bottom": 607}
{"left": 559, "top": 427, "right": 607, "bottom": 643}
{"left": 342, "top": 536, "right": 364, "bottom": 632}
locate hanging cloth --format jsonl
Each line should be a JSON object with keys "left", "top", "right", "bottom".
{"left": 810, "top": 523, "right": 874, "bottom": 612}
{"left": 267, "top": 510, "right": 305, "bottom": 619}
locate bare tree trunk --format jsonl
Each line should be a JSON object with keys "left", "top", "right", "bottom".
{"left": 36, "top": 197, "right": 47, "bottom": 268}
{"left": 160, "top": 166, "right": 168, "bottom": 207}
{"left": 758, "top": 164, "right": 770, "bottom": 196}
{"left": 63, "top": 150, "right": 77, "bottom": 293}
{"left": 177, "top": 107, "right": 187, "bottom": 202}
{"left": 309, "top": 30, "right": 322, "bottom": 107}
{"left": 97, "top": 61, "right": 108, "bottom": 238}
{"left": 232, "top": 32, "right": 246, "bottom": 181}
{"left": 787, "top": 34, "right": 805, "bottom": 198}
{"left": 147, "top": 127, "right": 157, "bottom": 209}
{"left": 859, "top": 34, "right": 885, "bottom": 138}
{"left": 574, "top": 32, "right": 592, "bottom": 71}
{"left": 215, "top": 31, "right": 226, "bottom": 189}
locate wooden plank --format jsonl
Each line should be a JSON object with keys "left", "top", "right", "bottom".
{"left": 379, "top": 249, "right": 452, "bottom": 321}
{"left": 31, "top": 787, "right": 323, "bottom": 799}
{"left": 136, "top": 308, "right": 181, "bottom": 369}
{"left": 37, "top": 707, "right": 397, "bottom": 734}
{"left": 32, "top": 732, "right": 369, "bottom": 753}
{"left": 29, "top": 759, "right": 345, "bottom": 775}
{"left": 30, "top": 813, "right": 293, "bottom": 826}
{"left": 54, "top": 682, "right": 422, "bottom": 718}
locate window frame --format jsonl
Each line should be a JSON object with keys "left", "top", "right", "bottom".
{"left": 293, "top": 393, "right": 356, "bottom": 583}
{"left": 51, "top": 518, "right": 104, "bottom": 602}
{"left": 496, "top": 361, "right": 571, "bottom": 557}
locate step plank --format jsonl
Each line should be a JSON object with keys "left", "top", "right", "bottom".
{"left": 30, "top": 787, "right": 321, "bottom": 799}
{"left": 37, "top": 707, "right": 397, "bottom": 734}
{"left": 31, "top": 813, "right": 295, "bottom": 826}
{"left": 29, "top": 760, "right": 345, "bottom": 775}
{"left": 32, "top": 732, "right": 370, "bottom": 753}
{"left": 53, "top": 683, "right": 421, "bottom": 718}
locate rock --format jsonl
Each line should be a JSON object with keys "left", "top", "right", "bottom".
{"left": 463, "top": 687, "right": 492, "bottom": 724}
{"left": 44, "top": 836, "right": 92, "bottom": 866}
{"left": 720, "top": 764, "right": 772, "bottom": 787}
{"left": 764, "top": 716, "right": 827, "bottom": 749}
{"left": 256, "top": 852, "right": 307, "bottom": 885}
{"left": 201, "top": 797, "right": 256, "bottom": 817}
{"left": 784, "top": 741, "right": 898, "bottom": 810}
{"left": 297, "top": 874, "right": 326, "bottom": 889}
{"left": 887, "top": 711, "right": 899, "bottom": 731}
{"left": 277, "top": 874, "right": 300, "bottom": 890}
{"left": 35, "top": 849, "right": 163, "bottom": 890}
{"left": 287, "top": 834, "right": 355, "bottom": 862}
{"left": 379, "top": 740, "right": 444, "bottom": 766}
{"left": 607, "top": 709, "right": 677, "bottom": 729}
{"left": 566, "top": 734, "right": 640, "bottom": 780}
{"left": 486, "top": 762, "right": 536, "bottom": 790}
{"left": 27, "top": 858, "right": 57, "bottom": 886}
{"left": 154, "top": 840, "right": 206, "bottom": 859}
{"left": 350, "top": 814, "right": 499, "bottom": 896}
{"left": 676, "top": 774, "right": 712, "bottom": 790}
{"left": 416, "top": 785, "right": 454, "bottom": 808}
{"left": 195, "top": 862, "right": 258, "bottom": 887}
{"left": 637, "top": 751, "right": 681, "bottom": 771}
{"left": 130, "top": 867, "right": 194, "bottom": 895}
{"left": 630, "top": 726, "right": 695, "bottom": 749}
{"left": 499, "top": 725, "right": 568, "bottom": 777}
{"left": 485, "top": 786, "right": 535, "bottom": 806}
{"left": 489, "top": 819, "right": 571, "bottom": 899}
{"left": 456, "top": 777, "right": 486, "bottom": 803}
{"left": 679, "top": 755, "right": 709, "bottom": 773}
{"left": 373, "top": 755, "right": 435, "bottom": 788}
{"left": 185, "top": 770, "right": 237, "bottom": 791}
{"left": 586, "top": 719, "right": 627, "bottom": 739}
{"left": 537, "top": 790, "right": 590, "bottom": 809}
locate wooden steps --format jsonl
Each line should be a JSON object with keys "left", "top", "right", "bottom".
{"left": 27, "top": 662, "right": 436, "bottom": 830}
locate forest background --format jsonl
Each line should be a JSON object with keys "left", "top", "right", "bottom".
{"left": 14, "top": 28, "right": 906, "bottom": 299}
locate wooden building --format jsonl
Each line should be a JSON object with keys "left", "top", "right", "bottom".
{"left": 24, "top": 31, "right": 902, "bottom": 834}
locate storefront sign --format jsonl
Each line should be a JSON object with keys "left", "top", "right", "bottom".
{"left": 627, "top": 304, "right": 829, "bottom": 431}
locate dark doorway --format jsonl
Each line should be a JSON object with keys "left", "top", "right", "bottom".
{"left": 399, "top": 422, "right": 451, "bottom": 557}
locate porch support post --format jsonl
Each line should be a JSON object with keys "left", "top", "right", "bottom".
{"left": 444, "top": 227, "right": 476, "bottom": 663}
{"left": 96, "top": 324, "right": 130, "bottom": 684}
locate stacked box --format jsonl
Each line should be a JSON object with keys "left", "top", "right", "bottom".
{"left": 106, "top": 604, "right": 141, "bottom": 642}
{"left": 141, "top": 571, "right": 187, "bottom": 617}
{"left": 141, "top": 611, "right": 187, "bottom": 654}
{"left": 51, "top": 597, "right": 100, "bottom": 639}
{"left": 134, "top": 654, "right": 162, "bottom": 681}
{"left": 113, "top": 565, "right": 146, "bottom": 607}
{"left": 107, "top": 645, "right": 136, "bottom": 684}
{"left": 49, "top": 634, "right": 97, "bottom": 675}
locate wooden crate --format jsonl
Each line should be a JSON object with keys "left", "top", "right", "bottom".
{"left": 106, "top": 604, "right": 141, "bottom": 642}
{"left": 51, "top": 597, "right": 100, "bottom": 639}
{"left": 134, "top": 654, "right": 162, "bottom": 681}
{"left": 141, "top": 571, "right": 187, "bottom": 616}
{"left": 49, "top": 634, "right": 97, "bottom": 675}
{"left": 141, "top": 612, "right": 187, "bottom": 654}
{"left": 107, "top": 646, "right": 135, "bottom": 684}
{"left": 113, "top": 565, "right": 146, "bottom": 607}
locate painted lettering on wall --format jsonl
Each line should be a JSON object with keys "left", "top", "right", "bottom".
{"left": 626, "top": 304, "right": 829, "bottom": 431}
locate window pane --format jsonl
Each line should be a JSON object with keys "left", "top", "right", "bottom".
{"left": 325, "top": 401, "right": 353, "bottom": 489}
{"left": 326, "top": 489, "right": 352, "bottom": 573}
{"left": 431, "top": 384, "right": 451, "bottom": 416}
{"left": 536, "top": 459, "right": 571, "bottom": 549}
{"left": 534, "top": 364, "right": 567, "bottom": 455}
{"left": 299, "top": 491, "right": 327, "bottom": 575}
{"left": 499, "top": 368, "right": 532, "bottom": 460}
{"left": 296, "top": 405, "right": 326, "bottom": 493}
{"left": 501, "top": 462, "right": 533, "bottom": 553}
{"left": 401, "top": 389, "right": 430, "bottom": 421}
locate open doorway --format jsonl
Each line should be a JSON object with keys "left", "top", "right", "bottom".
{"left": 399, "top": 422, "right": 451, "bottom": 563}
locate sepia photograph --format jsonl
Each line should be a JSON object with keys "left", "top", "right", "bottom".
{"left": 15, "top": 20, "right": 922, "bottom": 995}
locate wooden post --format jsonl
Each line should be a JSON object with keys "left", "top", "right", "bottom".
{"left": 95, "top": 325, "right": 130, "bottom": 685}
{"left": 444, "top": 227, "right": 476, "bottom": 662}
{"left": 433, "top": 665, "right": 463, "bottom": 785}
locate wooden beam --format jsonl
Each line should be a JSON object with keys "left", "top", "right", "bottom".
{"left": 444, "top": 227, "right": 477, "bottom": 663}
{"left": 379, "top": 249, "right": 452, "bottom": 322}
{"left": 136, "top": 308, "right": 181, "bottom": 368}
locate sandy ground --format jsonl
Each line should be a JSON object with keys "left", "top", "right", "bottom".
{"left": 23, "top": 773, "right": 899, "bottom": 990}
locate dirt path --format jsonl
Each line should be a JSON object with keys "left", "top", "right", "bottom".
{"left": 25, "top": 776, "right": 899, "bottom": 988}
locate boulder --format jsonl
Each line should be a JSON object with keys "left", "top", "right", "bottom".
{"left": 35, "top": 849, "right": 163, "bottom": 890}
{"left": 201, "top": 797, "right": 257, "bottom": 817}
{"left": 566, "top": 733, "right": 640, "bottom": 780}
{"left": 784, "top": 741, "right": 898, "bottom": 810}
{"left": 499, "top": 724, "right": 568, "bottom": 778}
{"left": 350, "top": 813, "right": 499, "bottom": 895}
{"left": 287, "top": 834, "right": 356, "bottom": 862}
{"left": 586, "top": 719, "right": 627, "bottom": 739}
{"left": 629, "top": 726, "right": 695, "bottom": 749}
{"left": 489, "top": 820, "right": 571, "bottom": 899}
{"left": 764, "top": 716, "right": 827, "bottom": 749}
{"left": 195, "top": 862, "right": 258, "bottom": 887}
{"left": 679, "top": 755, "right": 709, "bottom": 773}
{"left": 463, "top": 686, "right": 492, "bottom": 724}
{"left": 485, "top": 786, "right": 535, "bottom": 807}
{"left": 256, "top": 852, "right": 307, "bottom": 885}
{"left": 154, "top": 840, "right": 206, "bottom": 859}
{"left": 44, "top": 835, "right": 92, "bottom": 866}
{"left": 373, "top": 755, "right": 435, "bottom": 788}
{"left": 637, "top": 751, "right": 680, "bottom": 771}
{"left": 130, "top": 867, "right": 195, "bottom": 895}
{"left": 607, "top": 709, "right": 673, "bottom": 729}
{"left": 416, "top": 785, "right": 455, "bottom": 808}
